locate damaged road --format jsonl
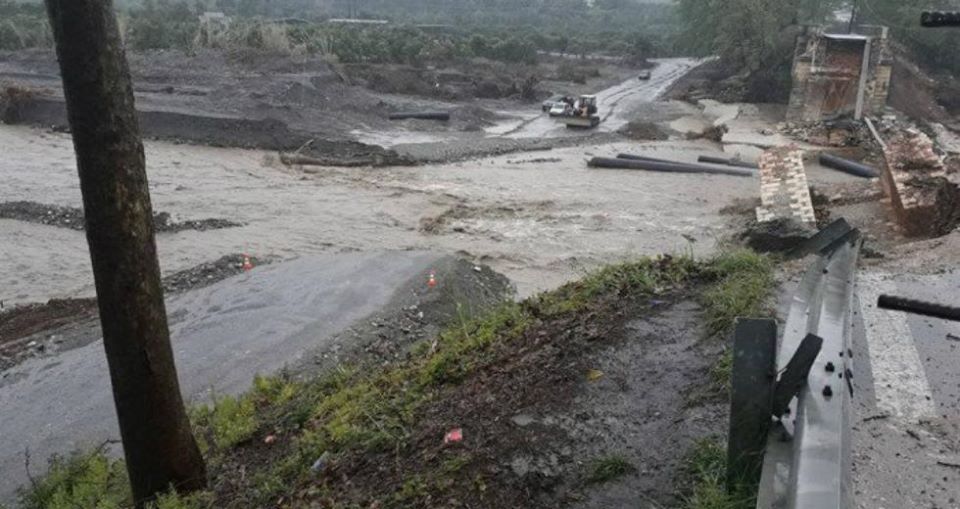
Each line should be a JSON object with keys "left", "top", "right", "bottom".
{"left": 852, "top": 271, "right": 960, "bottom": 509}
{"left": 0, "top": 251, "right": 513, "bottom": 503}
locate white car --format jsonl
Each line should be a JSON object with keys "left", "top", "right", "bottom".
{"left": 542, "top": 95, "right": 565, "bottom": 112}
{"left": 549, "top": 102, "right": 570, "bottom": 117}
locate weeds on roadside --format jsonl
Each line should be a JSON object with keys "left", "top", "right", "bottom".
{"left": 700, "top": 249, "right": 775, "bottom": 339}
{"left": 585, "top": 455, "right": 636, "bottom": 484}
{"left": 682, "top": 439, "right": 755, "bottom": 509}
{"left": 699, "top": 249, "right": 775, "bottom": 394}
{"left": 15, "top": 449, "right": 211, "bottom": 509}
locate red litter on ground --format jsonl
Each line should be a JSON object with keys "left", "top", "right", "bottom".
{"left": 242, "top": 254, "right": 254, "bottom": 272}
{"left": 427, "top": 270, "right": 437, "bottom": 288}
{"left": 443, "top": 428, "right": 462, "bottom": 444}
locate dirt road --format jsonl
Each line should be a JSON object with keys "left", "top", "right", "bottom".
{"left": 354, "top": 57, "right": 702, "bottom": 147}
{"left": 499, "top": 58, "right": 702, "bottom": 139}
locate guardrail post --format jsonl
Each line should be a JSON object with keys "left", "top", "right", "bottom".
{"left": 727, "top": 318, "right": 777, "bottom": 493}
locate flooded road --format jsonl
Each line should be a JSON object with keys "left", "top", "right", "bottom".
{"left": 353, "top": 58, "right": 702, "bottom": 147}
{"left": 498, "top": 58, "right": 702, "bottom": 139}
{"left": 0, "top": 124, "right": 755, "bottom": 306}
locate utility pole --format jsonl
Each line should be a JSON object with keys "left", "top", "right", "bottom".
{"left": 43, "top": 1, "right": 207, "bottom": 506}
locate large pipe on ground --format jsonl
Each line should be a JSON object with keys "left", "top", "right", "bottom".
{"left": 389, "top": 111, "right": 451, "bottom": 121}
{"left": 818, "top": 153, "right": 878, "bottom": 178}
{"left": 616, "top": 153, "right": 676, "bottom": 164}
{"left": 588, "top": 157, "right": 755, "bottom": 177}
{"left": 878, "top": 294, "right": 960, "bottom": 322}
{"left": 697, "top": 155, "right": 759, "bottom": 169}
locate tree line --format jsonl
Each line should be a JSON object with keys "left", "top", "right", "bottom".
{"left": 0, "top": 0, "right": 675, "bottom": 65}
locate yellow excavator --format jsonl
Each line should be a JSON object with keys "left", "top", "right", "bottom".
{"left": 556, "top": 94, "right": 600, "bottom": 129}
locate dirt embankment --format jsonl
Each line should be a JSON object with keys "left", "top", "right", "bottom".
{"left": 1, "top": 50, "right": 648, "bottom": 166}
{"left": 0, "top": 201, "right": 242, "bottom": 233}
{"left": 192, "top": 255, "right": 755, "bottom": 509}
{"left": 0, "top": 254, "right": 271, "bottom": 371}
{"left": 0, "top": 50, "right": 415, "bottom": 166}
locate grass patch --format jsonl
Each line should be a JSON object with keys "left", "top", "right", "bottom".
{"left": 17, "top": 451, "right": 130, "bottom": 509}
{"left": 700, "top": 249, "right": 775, "bottom": 394}
{"left": 192, "top": 394, "right": 257, "bottom": 449}
{"left": 14, "top": 449, "right": 211, "bottom": 509}
{"left": 16, "top": 250, "right": 775, "bottom": 508}
{"left": 585, "top": 455, "right": 636, "bottom": 485}
{"left": 682, "top": 439, "right": 755, "bottom": 509}
{"left": 700, "top": 249, "right": 775, "bottom": 338}
{"left": 709, "top": 349, "right": 734, "bottom": 394}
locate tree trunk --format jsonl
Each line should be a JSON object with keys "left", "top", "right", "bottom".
{"left": 43, "top": 1, "right": 207, "bottom": 505}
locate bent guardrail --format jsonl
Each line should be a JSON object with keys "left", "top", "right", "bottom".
{"left": 726, "top": 226, "right": 861, "bottom": 508}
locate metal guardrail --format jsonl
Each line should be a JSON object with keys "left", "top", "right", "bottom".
{"left": 727, "top": 228, "right": 861, "bottom": 508}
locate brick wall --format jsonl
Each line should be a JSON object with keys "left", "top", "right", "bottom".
{"left": 756, "top": 146, "right": 816, "bottom": 225}
{"left": 881, "top": 129, "right": 960, "bottom": 236}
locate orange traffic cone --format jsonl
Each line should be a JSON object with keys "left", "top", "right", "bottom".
{"left": 427, "top": 270, "right": 437, "bottom": 288}
{"left": 242, "top": 254, "right": 254, "bottom": 272}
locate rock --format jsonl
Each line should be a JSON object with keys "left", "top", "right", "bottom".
{"left": 511, "top": 414, "right": 535, "bottom": 427}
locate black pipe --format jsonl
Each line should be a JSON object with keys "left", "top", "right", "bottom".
{"left": 878, "top": 295, "right": 960, "bottom": 322}
{"left": 388, "top": 111, "right": 451, "bottom": 121}
{"left": 588, "top": 157, "right": 755, "bottom": 177}
{"left": 616, "top": 153, "right": 675, "bottom": 164}
{"left": 697, "top": 155, "right": 759, "bottom": 169}
{"left": 819, "top": 153, "right": 878, "bottom": 179}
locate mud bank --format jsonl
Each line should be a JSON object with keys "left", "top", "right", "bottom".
{"left": 0, "top": 253, "right": 273, "bottom": 372}
{"left": 0, "top": 201, "right": 242, "bottom": 233}
{"left": 1, "top": 95, "right": 414, "bottom": 166}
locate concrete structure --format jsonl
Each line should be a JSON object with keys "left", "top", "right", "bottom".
{"left": 787, "top": 26, "right": 892, "bottom": 122}
{"left": 756, "top": 146, "right": 817, "bottom": 225}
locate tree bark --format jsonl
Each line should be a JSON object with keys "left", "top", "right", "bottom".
{"left": 43, "top": 1, "right": 207, "bottom": 505}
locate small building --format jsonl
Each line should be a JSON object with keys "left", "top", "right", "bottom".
{"left": 786, "top": 26, "right": 892, "bottom": 122}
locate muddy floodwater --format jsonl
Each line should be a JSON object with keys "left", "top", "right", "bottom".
{"left": 0, "top": 123, "right": 755, "bottom": 306}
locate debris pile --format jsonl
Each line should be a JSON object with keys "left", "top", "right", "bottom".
{"left": 880, "top": 128, "right": 960, "bottom": 236}
{"left": 780, "top": 119, "right": 873, "bottom": 148}
{"left": 161, "top": 254, "right": 271, "bottom": 293}
{"left": 616, "top": 121, "right": 669, "bottom": 141}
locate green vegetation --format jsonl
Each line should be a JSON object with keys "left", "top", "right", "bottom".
{"left": 857, "top": 0, "right": 960, "bottom": 75}
{"left": 675, "top": 0, "right": 843, "bottom": 100}
{"left": 585, "top": 455, "right": 636, "bottom": 485}
{"left": 699, "top": 248, "right": 776, "bottom": 394}
{"left": 709, "top": 349, "right": 734, "bottom": 394}
{"left": 15, "top": 250, "right": 776, "bottom": 508}
{"left": 14, "top": 450, "right": 209, "bottom": 509}
{"left": 700, "top": 249, "right": 775, "bottom": 338}
{"left": 0, "top": 1, "right": 51, "bottom": 50}
{"left": 0, "top": 1, "right": 671, "bottom": 64}
{"left": 192, "top": 393, "right": 257, "bottom": 448}
{"left": 682, "top": 438, "right": 755, "bottom": 509}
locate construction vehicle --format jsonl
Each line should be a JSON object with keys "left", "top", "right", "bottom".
{"left": 556, "top": 94, "right": 600, "bottom": 129}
